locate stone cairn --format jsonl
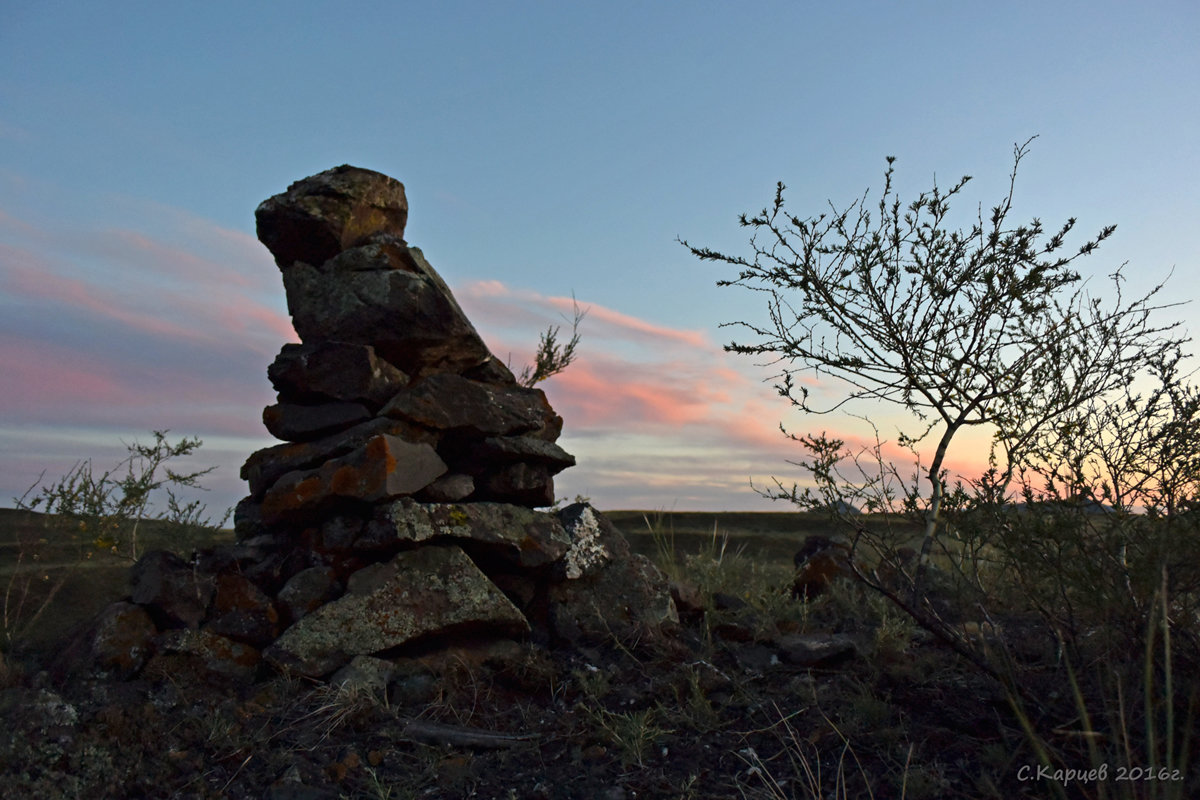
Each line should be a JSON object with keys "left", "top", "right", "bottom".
{"left": 77, "top": 166, "right": 677, "bottom": 685}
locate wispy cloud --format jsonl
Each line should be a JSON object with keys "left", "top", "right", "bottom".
{"left": 0, "top": 219, "right": 995, "bottom": 515}
{"left": 458, "top": 280, "right": 710, "bottom": 349}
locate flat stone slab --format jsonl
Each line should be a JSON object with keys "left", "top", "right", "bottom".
{"left": 242, "top": 415, "right": 436, "bottom": 499}
{"left": 265, "top": 545, "right": 528, "bottom": 678}
{"left": 382, "top": 373, "right": 558, "bottom": 438}
{"left": 261, "top": 434, "right": 447, "bottom": 522}
{"left": 383, "top": 500, "right": 572, "bottom": 568}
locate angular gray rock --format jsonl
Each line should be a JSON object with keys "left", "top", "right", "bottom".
{"left": 546, "top": 504, "right": 678, "bottom": 645}
{"left": 280, "top": 248, "right": 493, "bottom": 375}
{"left": 242, "top": 416, "right": 437, "bottom": 500}
{"left": 265, "top": 545, "right": 529, "bottom": 678}
{"left": 262, "top": 400, "right": 372, "bottom": 442}
{"left": 129, "top": 550, "right": 214, "bottom": 629}
{"left": 381, "top": 373, "right": 560, "bottom": 438}
{"left": 268, "top": 341, "right": 409, "bottom": 409}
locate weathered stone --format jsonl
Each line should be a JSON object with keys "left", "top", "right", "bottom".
{"left": 263, "top": 401, "right": 372, "bottom": 442}
{"left": 281, "top": 247, "right": 493, "bottom": 375}
{"left": 330, "top": 655, "right": 395, "bottom": 695}
{"left": 417, "top": 473, "right": 476, "bottom": 503}
{"left": 668, "top": 580, "right": 706, "bottom": 622}
{"left": 776, "top": 633, "right": 859, "bottom": 667}
{"left": 382, "top": 500, "right": 572, "bottom": 568}
{"left": 129, "top": 550, "right": 214, "bottom": 629}
{"left": 268, "top": 341, "right": 409, "bottom": 408}
{"left": 232, "top": 495, "right": 267, "bottom": 540}
{"left": 316, "top": 514, "right": 365, "bottom": 551}
{"left": 276, "top": 567, "right": 342, "bottom": 624}
{"left": 389, "top": 667, "right": 439, "bottom": 707}
{"left": 557, "top": 504, "right": 613, "bottom": 580}
{"left": 193, "top": 535, "right": 279, "bottom": 575}
{"left": 546, "top": 505, "right": 677, "bottom": 645}
{"left": 88, "top": 601, "right": 157, "bottom": 680}
{"left": 239, "top": 548, "right": 312, "bottom": 597}
{"left": 242, "top": 416, "right": 437, "bottom": 500}
{"left": 478, "top": 462, "right": 556, "bottom": 507}
{"left": 468, "top": 436, "right": 576, "bottom": 471}
{"left": 790, "top": 535, "right": 853, "bottom": 600}
{"left": 265, "top": 546, "right": 529, "bottom": 678}
{"left": 206, "top": 573, "right": 280, "bottom": 646}
{"left": 255, "top": 165, "right": 409, "bottom": 269}
{"left": 382, "top": 374, "right": 559, "bottom": 439}
{"left": 461, "top": 354, "right": 519, "bottom": 385}
{"left": 260, "top": 434, "right": 448, "bottom": 523}
{"left": 152, "top": 628, "right": 262, "bottom": 683}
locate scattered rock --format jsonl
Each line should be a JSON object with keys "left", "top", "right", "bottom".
{"left": 330, "top": 655, "right": 396, "bottom": 696}
{"left": 148, "top": 628, "right": 262, "bottom": 683}
{"left": 129, "top": 550, "right": 213, "bottom": 629}
{"left": 547, "top": 504, "right": 678, "bottom": 645}
{"left": 791, "top": 535, "right": 853, "bottom": 600}
{"left": 87, "top": 601, "right": 157, "bottom": 680}
{"left": 776, "top": 633, "right": 859, "bottom": 667}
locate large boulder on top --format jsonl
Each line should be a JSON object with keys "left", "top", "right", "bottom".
{"left": 255, "top": 165, "right": 409, "bottom": 269}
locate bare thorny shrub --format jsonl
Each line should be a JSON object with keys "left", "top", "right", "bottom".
{"left": 686, "top": 138, "right": 1199, "bottom": 794}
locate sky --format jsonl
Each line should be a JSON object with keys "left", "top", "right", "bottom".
{"left": 1, "top": 2, "right": 1198, "bottom": 516}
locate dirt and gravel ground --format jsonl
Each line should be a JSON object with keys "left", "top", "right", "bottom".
{"left": 2, "top": 509, "right": 1194, "bottom": 799}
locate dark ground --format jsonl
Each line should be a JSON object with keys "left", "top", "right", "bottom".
{"left": 0, "top": 509, "right": 1190, "bottom": 799}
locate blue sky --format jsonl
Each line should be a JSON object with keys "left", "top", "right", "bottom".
{"left": 2, "top": 1, "right": 1198, "bottom": 515}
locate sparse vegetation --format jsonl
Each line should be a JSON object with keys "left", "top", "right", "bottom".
{"left": 12, "top": 429, "right": 230, "bottom": 561}
{"left": 2, "top": 431, "right": 230, "bottom": 672}
{"left": 517, "top": 295, "right": 588, "bottom": 388}
{"left": 0, "top": 502, "right": 1197, "bottom": 797}
{"left": 681, "top": 140, "right": 1200, "bottom": 798}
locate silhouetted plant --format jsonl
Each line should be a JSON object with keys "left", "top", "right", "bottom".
{"left": 518, "top": 296, "right": 587, "bottom": 387}
{"left": 682, "top": 137, "right": 1187, "bottom": 601}
{"left": 686, "top": 140, "right": 1200, "bottom": 792}
{"left": 13, "top": 429, "right": 230, "bottom": 561}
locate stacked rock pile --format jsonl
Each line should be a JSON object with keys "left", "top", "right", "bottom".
{"left": 73, "top": 166, "right": 677, "bottom": 685}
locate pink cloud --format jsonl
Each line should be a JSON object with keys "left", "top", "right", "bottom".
{"left": 86, "top": 228, "right": 260, "bottom": 289}
{"left": 457, "top": 280, "right": 710, "bottom": 349}
{"left": 0, "top": 333, "right": 273, "bottom": 439}
{"left": 2, "top": 239, "right": 295, "bottom": 353}
{"left": 0, "top": 337, "right": 141, "bottom": 411}
{"left": 2, "top": 251, "right": 209, "bottom": 342}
